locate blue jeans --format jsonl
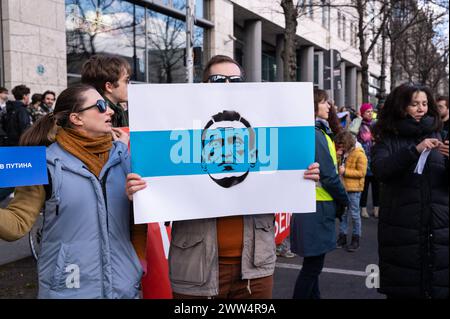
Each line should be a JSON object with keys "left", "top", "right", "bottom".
{"left": 339, "top": 192, "right": 362, "bottom": 236}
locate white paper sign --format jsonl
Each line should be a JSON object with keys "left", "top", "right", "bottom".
{"left": 128, "top": 82, "right": 316, "bottom": 223}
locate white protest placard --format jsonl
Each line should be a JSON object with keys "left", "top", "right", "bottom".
{"left": 129, "top": 82, "right": 316, "bottom": 223}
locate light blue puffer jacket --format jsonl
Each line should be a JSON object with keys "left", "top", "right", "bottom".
{"left": 37, "top": 141, "right": 143, "bottom": 299}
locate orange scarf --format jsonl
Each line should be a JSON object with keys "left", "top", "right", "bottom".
{"left": 56, "top": 128, "right": 113, "bottom": 177}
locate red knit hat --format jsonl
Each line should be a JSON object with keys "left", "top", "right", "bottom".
{"left": 360, "top": 103, "right": 373, "bottom": 114}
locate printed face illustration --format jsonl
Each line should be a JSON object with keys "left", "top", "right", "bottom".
{"left": 201, "top": 111, "right": 257, "bottom": 188}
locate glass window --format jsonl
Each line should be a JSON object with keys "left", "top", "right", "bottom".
{"left": 342, "top": 15, "right": 346, "bottom": 42}
{"left": 314, "top": 54, "right": 319, "bottom": 86}
{"left": 337, "top": 11, "right": 341, "bottom": 38}
{"left": 262, "top": 53, "right": 276, "bottom": 82}
{"left": 66, "top": 0, "right": 146, "bottom": 81}
{"left": 65, "top": 0, "right": 208, "bottom": 84}
{"left": 164, "top": 0, "right": 204, "bottom": 18}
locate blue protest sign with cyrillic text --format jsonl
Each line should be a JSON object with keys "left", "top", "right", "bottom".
{"left": 0, "top": 146, "right": 48, "bottom": 187}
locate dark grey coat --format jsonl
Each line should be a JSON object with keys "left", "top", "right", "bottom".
{"left": 291, "top": 121, "right": 349, "bottom": 257}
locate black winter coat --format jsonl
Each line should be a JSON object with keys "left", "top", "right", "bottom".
{"left": 371, "top": 115, "right": 448, "bottom": 299}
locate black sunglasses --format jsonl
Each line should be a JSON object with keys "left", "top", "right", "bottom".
{"left": 77, "top": 100, "right": 108, "bottom": 113}
{"left": 208, "top": 74, "right": 244, "bottom": 83}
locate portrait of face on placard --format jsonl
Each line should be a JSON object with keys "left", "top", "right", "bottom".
{"left": 201, "top": 110, "right": 257, "bottom": 188}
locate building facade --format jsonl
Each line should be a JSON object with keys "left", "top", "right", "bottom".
{"left": 0, "top": 0, "right": 390, "bottom": 109}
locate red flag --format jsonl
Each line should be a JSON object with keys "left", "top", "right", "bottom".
{"left": 142, "top": 222, "right": 173, "bottom": 299}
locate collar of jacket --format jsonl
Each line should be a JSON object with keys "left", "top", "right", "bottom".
{"left": 6, "top": 100, "right": 26, "bottom": 111}
{"left": 315, "top": 118, "right": 333, "bottom": 136}
{"left": 395, "top": 115, "right": 437, "bottom": 139}
{"left": 46, "top": 141, "right": 127, "bottom": 180}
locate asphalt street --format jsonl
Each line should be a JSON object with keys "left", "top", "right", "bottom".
{"left": 0, "top": 212, "right": 384, "bottom": 299}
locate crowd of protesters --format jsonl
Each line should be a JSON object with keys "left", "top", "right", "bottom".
{"left": 0, "top": 53, "right": 448, "bottom": 300}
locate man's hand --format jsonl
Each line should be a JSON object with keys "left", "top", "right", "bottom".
{"left": 112, "top": 127, "right": 130, "bottom": 146}
{"left": 126, "top": 173, "right": 147, "bottom": 201}
{"left": 304, "top": 162, "right": 320, "bottom": 182}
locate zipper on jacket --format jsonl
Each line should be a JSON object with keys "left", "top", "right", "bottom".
{"left": 100, "top": 168, "right": 111, "bottom": 232}
{"left": 421, "top": 174, "right": 433, "bottom": 299}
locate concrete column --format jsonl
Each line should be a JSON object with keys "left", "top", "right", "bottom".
{"left": 299, "top": 46, "right": 314, "bottom": 82}
{"left": 1, "top": 0, "right": 67, "bottom": 94}
{"left": 345, "top": 66, "right": 357, "bottom": 110}
{"left": 243, "top": 20, "right": 262, "bottom": 82}
{"left": 335, "top": 61, "right": 346, "bottom": 107}
{"left": 209, "top": 0, "right": 234, "bottom": 58}
{"left": 275, "top": 34, "right": 284, "bottom": 82}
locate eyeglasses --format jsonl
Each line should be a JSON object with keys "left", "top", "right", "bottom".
{"left": 77, "top": 100, "right": 108, "bottom": 113}
{"left": 208, "top": 74, "right": 244, "bottom": 83}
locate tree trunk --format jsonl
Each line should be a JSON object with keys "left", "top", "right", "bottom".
{"left": 357, "top": 0, "right": 369, "bottom": 103}
{"left": 378, "top": 11, "right": 387, "bottom": 107}
{"left": 281, "top": 0, "right": 298, "bottom": 81}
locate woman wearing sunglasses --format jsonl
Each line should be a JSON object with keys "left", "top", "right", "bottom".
{"left": 0, "top": 84, "right": 143, "bottom": 299}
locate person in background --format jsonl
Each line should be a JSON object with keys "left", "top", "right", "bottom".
{"left": 350, "top": 103, "right": 379, "bottom": 218}
{"left": 41, "top": 90, "right": 56, "bottom": 113}
{"left": 372, "top": 83, "right": 448, "bottom": 299}
{"left": 2, "top": 84, "right": 31, "bottom": 146}
{"left": 436, "top": 95, "right": 449, "bottom": 140}
{"left": 335, "top": 131, "right": 367, "bottom": 252}
{"left": 28, "top": 93, "right": 46, "bottom": 123}
{"left": 81, "top": 54, "right": 130, "bottom": 127}
{"left": 0, "top": 87, "right": 9, "bottom": 145}
{"left": 337, "top": 106, "right": 351, "bottom": 130}
{"left": 276, "top": 233, "right": 296, "bottom": 258}
{"left": 0, "top": 87, "right": 8, "bottom": 111}
{"left": 290, "top": 89, "right": 349, "bottom": 299}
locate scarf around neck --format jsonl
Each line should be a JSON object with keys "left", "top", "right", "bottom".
{"left": 395, "top": 115, "right": 437, "bottom": 139}
{"left": 56, "top": 128, "right": 113, "bottom": 177}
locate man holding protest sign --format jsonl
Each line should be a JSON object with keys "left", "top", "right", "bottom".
{"left": 126, "top": 55, "right": 320, "bottom": 299}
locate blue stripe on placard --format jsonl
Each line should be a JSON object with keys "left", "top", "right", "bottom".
{"left": 130, "top": 126, "right": 315, "bottom": 178}
{"left": 0, "top": 146, "right": 48, "bottom": 187}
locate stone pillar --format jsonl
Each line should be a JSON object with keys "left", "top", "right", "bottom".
{"left": 275, "top": 34, "right": 284, "bottom": 82}
{"left": 345, "top": 66, "right": 357, "bottom": 110}
{"left": 243, "top": 20, "right": 262, "bottom": 82}
{"left": 209, "top": 0, "right": 234, "bottom": 59}
{"left": 299, "top": 46, "right": 314, "bottom": 82}
{"left": 1, "top": 0, "right": 67, "bottom": 94}
{"left": 335, "top": 61, "right": 346, "bottom": 107}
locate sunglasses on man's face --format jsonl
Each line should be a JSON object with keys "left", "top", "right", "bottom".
{"left": 77, "top": 100, "right": 108, "bottom": 113}
{"left": 208, "top": 74, "right": 244, "bottom": 83}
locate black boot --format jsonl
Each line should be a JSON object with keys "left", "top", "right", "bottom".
{"left": 346, "top": 235, "right": 360, "bottom": 252}
{"left": 336, "top": 233, "right": 347, "bottom": 248}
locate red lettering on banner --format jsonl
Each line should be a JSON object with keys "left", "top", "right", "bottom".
{"left": 275, "top": 212, "right": 293, "bottom": 245}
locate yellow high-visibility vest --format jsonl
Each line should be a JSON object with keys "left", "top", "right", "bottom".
{"left": 316, "top": 130, "right": 338, "bottom": 201}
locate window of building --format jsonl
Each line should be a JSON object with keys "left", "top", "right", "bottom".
{"left": 337, "top": 11, "right": 341, "bottom": 38}
{"left": 350, "top": 22, "right": 354, "bottom": 46}
{"left": 342, "top": 15, "right": 346, "bottom": 42}
{"left": 262, "top": 53, "right": 276, "bottom": 82}
{"left": 165, "top": 0, "right": 205, "bottom": 19}
{"left": 65, "top": 0, "right": 211, "bottom": 84}
{"left": 313, "top": 54, "right": 319, "bottom": 87}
